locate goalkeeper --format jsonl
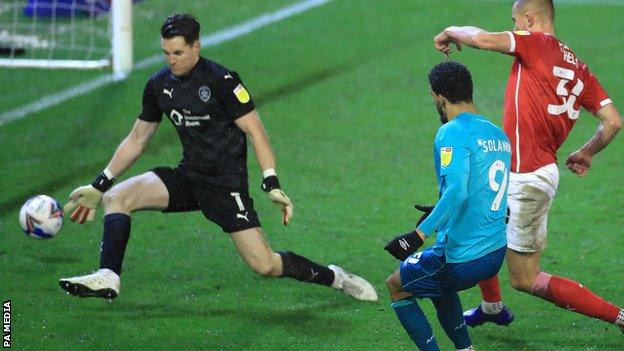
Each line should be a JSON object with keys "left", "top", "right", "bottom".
{"left": 59, "top": 13, "right": 377, "bottom": 302}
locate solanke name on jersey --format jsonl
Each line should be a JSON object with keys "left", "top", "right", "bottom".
{"left": 477, "top": 138, "right": 511, "bottom": 153}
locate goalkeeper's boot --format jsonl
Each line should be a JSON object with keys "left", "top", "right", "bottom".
{"left": 463, "top": 305, "right": 514, "bottom": 327}
{"left": 328, "top": 265, "right": 378, "bottom": 302}
{"left": 59, "top": 269, "right": 120, "bottom": 299}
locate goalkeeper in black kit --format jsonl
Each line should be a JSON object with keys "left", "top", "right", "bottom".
{"left": 60, "top": 13, "right": 377, "bottom": 302}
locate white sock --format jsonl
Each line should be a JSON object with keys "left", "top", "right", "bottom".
{"left": 328, "top": 266, "right": 344, "bottom": 289}
{"left": 98, "top": 268, "right": 120, "bottom": 279}
{"left": 457, "top": 346, "right": 475, "bottom": 351}
{"left": 616, "top": 309, "right": 624, "bottom": 327}
{"left": 480, "top": 300, "right": 504, "bottom": 315}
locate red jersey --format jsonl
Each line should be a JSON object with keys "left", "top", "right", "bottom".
{"left": 503, "top": 30, "right": 612, "bottom": 173}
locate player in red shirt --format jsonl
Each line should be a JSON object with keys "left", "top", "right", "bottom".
{"left": 433, "top": 0, "right": 623, "bottom": 331}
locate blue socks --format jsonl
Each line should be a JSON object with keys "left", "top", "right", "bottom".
{"left": 391, "top": 298, "right": 440, "bottom": 351}
{"left": 392, "top": 295, "right": 472, "bottom": 350}
{"left": 432, "top": 293, "right": 472, "bottom": 350}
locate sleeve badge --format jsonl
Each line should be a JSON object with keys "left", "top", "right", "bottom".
{"left": 233, "top": 84, "right": 251, "bottom": 104}
{"left": 440, "top": 147, "right": 453, "bottom": 167}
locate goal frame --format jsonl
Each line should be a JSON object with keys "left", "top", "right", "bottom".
{"left": 0, "top": 0, "right": 132, "bottom": 80}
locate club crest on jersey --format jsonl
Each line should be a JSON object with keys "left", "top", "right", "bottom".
{"left": 513, "top": 30, "right": 530, "bottom": 36}
{"left": 198, "top": 86, "right": 211, "bottom": 102}
{"left": 233, "top": 84, "right": 250, "bottom": 104}
{"left": 440, "top": 147, "right": 453, "bottom": 167}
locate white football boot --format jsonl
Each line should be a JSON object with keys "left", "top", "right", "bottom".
{"left": 617, "top": 309, "right": 624, "bottom": 335}
{"left": 328, "top": 265, "right": 378, "bottom": 301}
{"left": 59, "top": 268, "right": 120, "bottom": 299}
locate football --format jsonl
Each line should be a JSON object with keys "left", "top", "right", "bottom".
{"left": 19, "top": 195, "right": 64, "bottom": 238}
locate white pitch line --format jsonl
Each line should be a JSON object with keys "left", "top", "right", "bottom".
{"left": 0, "top": 0, "right": 331, "bottom": 126}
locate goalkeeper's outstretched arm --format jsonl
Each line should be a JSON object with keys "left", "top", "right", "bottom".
{"left": 105, "top": 119, "right": 159, "bottom": 178}
{"left": 64, "top": 119, "right": 159, "bottom": 223}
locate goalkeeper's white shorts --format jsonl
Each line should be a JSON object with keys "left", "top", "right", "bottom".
{"left": 506, "top": 163, "right": 559, "bottom": 253}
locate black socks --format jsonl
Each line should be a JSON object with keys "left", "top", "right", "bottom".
{"left": 277, "top": 251, "right": 335, "bottom": 286}
{"left": 99, "top": 213, "right": 131, "bottom": 275}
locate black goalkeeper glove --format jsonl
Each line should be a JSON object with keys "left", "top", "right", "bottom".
{"left": 384, "top": 230, "right": 424, "bottom": 261}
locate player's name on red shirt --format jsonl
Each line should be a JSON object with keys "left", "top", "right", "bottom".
{"left": 502, "top": 30, "right": 612, "bottom": 173}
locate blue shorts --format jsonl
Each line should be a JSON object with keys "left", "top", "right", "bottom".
{"left": 400, "top": 246, "right": 506, "bottom": 298}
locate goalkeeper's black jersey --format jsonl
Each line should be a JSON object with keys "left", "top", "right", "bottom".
{"left": 138, "top": 58, "right": 256, "bottom": 188}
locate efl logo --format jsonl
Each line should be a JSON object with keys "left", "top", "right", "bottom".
{"left": 3, "top": 300, "right": 10, "bottom": 348}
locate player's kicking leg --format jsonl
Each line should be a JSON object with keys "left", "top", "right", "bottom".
{"left": 60, "top": 171, "right": 169, "bottom": 298}
{"left": 230, "top": 228, "right": 378, "bottom": 301}
{"left": 466, "top": 177, "right": 624, "bottom": 330}
{"left": 505, "top": 249, "right": 624, "bottom": 331}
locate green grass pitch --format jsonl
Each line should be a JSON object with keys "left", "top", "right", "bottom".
{"left": 1, "top": 1, "right": 623, "bottom": 350}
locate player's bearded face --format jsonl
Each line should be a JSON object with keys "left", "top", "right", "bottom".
{"left": 431, "top": 92, "right": 449, "bottom": 124}
{"left": 161, "top": 36, "right": 200, "bottom": 77}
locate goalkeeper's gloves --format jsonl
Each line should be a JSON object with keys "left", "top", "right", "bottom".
{"left": 64, "top": 170, "right": 116, "bottom": 224}
{"left": 261, "top": 170, "right": 293, "bottom": 226}
{"left": 384, "top": 230, "right": 424, "bottom": 261}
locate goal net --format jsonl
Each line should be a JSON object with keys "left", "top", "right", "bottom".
{"left": 0, "top": 0, "right": 132, "bottom": 79}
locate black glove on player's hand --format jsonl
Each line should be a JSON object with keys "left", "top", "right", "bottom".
{"left": 384, "top": 230, "right": 424, "bottom": 261}
{"left": 415, "top": 204, "right": 435, "bottom": 226}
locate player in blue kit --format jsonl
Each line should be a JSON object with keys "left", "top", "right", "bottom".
{"left": 385, "top": 61, "right": 511, "bottom": 351}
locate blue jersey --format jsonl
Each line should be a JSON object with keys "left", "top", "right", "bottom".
{"left": 418, "top": 112, "right": 511, "bottom": 263}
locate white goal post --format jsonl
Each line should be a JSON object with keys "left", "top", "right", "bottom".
{"left": 0, "top": 0, "right": 132, "bottom": 80}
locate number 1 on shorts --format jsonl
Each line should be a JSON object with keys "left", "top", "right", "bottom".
{"left": 230, "top": 192, "right": 245, "bottom": 211}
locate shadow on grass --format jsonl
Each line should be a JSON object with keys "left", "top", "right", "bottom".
{"left": 37, "top": 254, "right": 83, "bottom": 264}
{"left": 211, "top": 302, "right": 354, "bottom": 335}
{"left": 79, "top": 299, "right": 353, "bottom": 335}
{"left": 477, "top": 330, "right": 533, "bottom": 351}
